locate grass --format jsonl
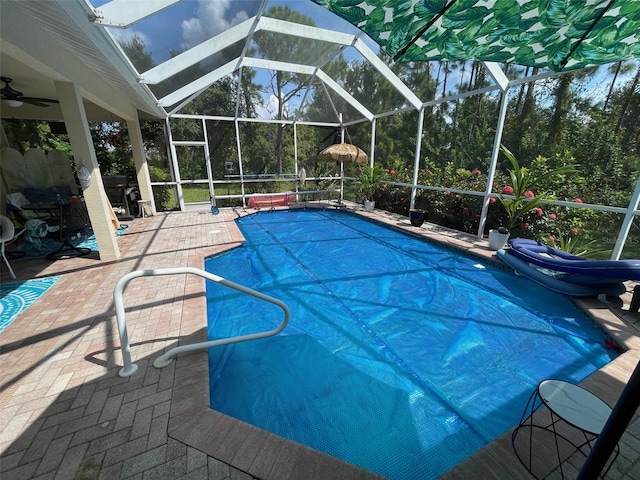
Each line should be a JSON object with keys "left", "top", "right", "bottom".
{"left": 179, "top": 183, "right": 302, "bottom": 203}
{"left": 182, "top": 185, "right": 210, "bottom": 203}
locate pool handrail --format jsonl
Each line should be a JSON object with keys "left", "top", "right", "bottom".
{"left": 113, "top": 267, "right": 290, "bottom": 377}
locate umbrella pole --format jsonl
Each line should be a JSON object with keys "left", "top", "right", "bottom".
{"left": 340, "top": 160, "right": 344, "bottom": 203}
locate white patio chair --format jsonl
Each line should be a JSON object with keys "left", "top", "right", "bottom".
{"left": 1, "top": 214, "right": 26, "bottom": 279}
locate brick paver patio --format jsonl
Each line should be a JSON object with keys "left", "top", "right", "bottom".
{"left": 1, "top": 205, "right": 640, "bottom": 479}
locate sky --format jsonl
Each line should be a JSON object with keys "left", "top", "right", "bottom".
{"left": 104, "top": 0, "right": 376, "bottom": 61}
{"left": 92, "top": 0, "right": 383, "bottom": 119}
{"left": 92, "top": 0, "right": 640, "bottom": 119}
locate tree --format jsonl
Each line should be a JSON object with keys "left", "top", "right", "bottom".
{"left": 252, "top": 6, "right": 317, "bottom": 174}
{"left": 509, "top": 67, "right": 539, "bottom": 158}
{"left": 615, "top": 63, "right": 640, "bottom": 136}
{"left": 548, "top": 73, "right": 574, "bottom": 147}
{"left": 1, "top": 120, "right": 70, "bottom": 154}
{"left": 120, "top": 35, "right": 155, "bottom": 73}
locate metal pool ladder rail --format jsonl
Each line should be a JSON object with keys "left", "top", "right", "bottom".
{"left": 113, "top": 267, "right": 290, "bottom": 377}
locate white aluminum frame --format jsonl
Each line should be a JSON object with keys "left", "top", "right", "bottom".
{"left": 88, "top": 1, "right": 638, "bottom": 259}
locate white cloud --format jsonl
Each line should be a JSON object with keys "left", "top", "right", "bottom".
{"left": 255, "top": 94, "right": 279, "bottom": 120}
{"left": 254, "top": 93, "right": 292, "bottom": 120}
{"left": 181, "top": 0, "right": 249, "bottom": 50}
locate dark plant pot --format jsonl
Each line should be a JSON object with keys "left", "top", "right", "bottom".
{"left": 409, "top": 209, "right": 427, "bottom": 227}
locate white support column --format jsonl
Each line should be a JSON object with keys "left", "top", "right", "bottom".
{"left": 409, "top": 109, "right": 425, "bottom": 210}
{"left": 369, "top": 118, "right": 377, "bottom": 168}
{"left": 340, "top": 113, "right": 345, "bottom": 202}
{"left": 477, "top": 62, "right": 511, "bottom": 238}
{"left": 202, "top": 118, "right": 216, "bottom": 209}
{"left": 126, "top": 113, "right": 155, "bottom": 215}
{"left": 234, "top": 119, "right": 246, "bottom": 207}
{"left": 612, "top": 175, "right": 640, "bottom": 260}
{"left": 293, "top": 122, "right": 299, "bottom": 195}
{"left": 165, "top": 118, "right": 185, "bottom": 211}
{"left": 55, "top": 81, "right": 120, "bottom": 261}
{"left": 478, "top": 88, "right": 511, "bottom": 238}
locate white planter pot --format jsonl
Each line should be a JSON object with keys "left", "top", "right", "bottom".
{"left": 488, "top": 229, "right": 510, "bottom": 250}
{"left": 364, "top": 200, "right": 375, "bottom": 212}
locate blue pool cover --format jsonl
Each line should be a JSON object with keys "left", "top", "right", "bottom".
{"left": 205, "top": 209, "right": 617, "bottom": 479}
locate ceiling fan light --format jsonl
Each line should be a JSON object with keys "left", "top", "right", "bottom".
{"left": 3, "top": 99, "right": 23, "bottom": 108}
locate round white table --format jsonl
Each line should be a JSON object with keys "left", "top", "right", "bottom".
{"left": 512, "top": 379, "right": 618, "bottom": 479}
{"left": 538, "top": 380, "right": 611, "bottom": 434}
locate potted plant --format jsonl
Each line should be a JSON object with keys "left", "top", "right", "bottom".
{"left": 356, "top": 165, "right": 387, "bottom": 212}
{"left": 489, "top": 146, "right": 574, "bottom": 250}
{"left": 409, "top": 208, "right": 428, "bottom": 227}
{"left": 488, "top": 226, "right": 511, "bottom": 250}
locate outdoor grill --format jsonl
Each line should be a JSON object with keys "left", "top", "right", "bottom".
{"left": 102, "top": 175, "right": 136, "bottom": 220}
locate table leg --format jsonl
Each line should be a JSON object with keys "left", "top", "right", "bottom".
{"left": 512, "top": 387, "right": 544, "bottom": 473}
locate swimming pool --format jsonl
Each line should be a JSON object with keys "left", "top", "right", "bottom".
{"left": 205, "top": 209, "right": 616, "bottom": 479}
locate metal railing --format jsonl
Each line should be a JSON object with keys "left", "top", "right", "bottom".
{"left": 113, "top": 267, "right": 290, "bottom": 377}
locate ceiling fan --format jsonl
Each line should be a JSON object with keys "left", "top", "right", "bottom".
{"left": 1, "top": 77, "right": 59, "bottom": 107}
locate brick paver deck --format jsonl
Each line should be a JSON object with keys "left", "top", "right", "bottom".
{"left": 1, "top": 204, "right": 639, "bottom": 479}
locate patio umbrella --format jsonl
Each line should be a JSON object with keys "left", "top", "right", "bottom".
{"left": 312, "top": 0, "right": 640, "bottom": 71}
{"left": 318, "top": 143, "right": 368, "bottom": 164}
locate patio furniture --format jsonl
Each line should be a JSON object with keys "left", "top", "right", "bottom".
{"left": 46, "top": 201, "right": 92, "bottom": 260}
{"left": 512, "top": 379, "right": 619, "bottom": 479}
{"left": 103, "top": 175, "right": 135, "bottom": 220}
{"left": 137, "top": 199, "right": 152, "bottom": 218}
{"left": 21, "top": 201, "right": 59, "bottom": 217}
{"left": 0, "top": 214, "right": 25, "bottom": 279}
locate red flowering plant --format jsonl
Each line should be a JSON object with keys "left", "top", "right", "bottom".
{"left": 370, "top": 163, "right": 411, "bottom": 214}
{"left": 537, "top": 207, "right": 610, "bottom": 257}
{"left": 413, "top": 163, "right": 487, "bottom": 230}
{"left": 496, "top": 146, "right": 575, "bottom": 233}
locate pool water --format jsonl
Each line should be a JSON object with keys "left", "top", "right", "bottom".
{"left": 205, "top": 209, "right": 616, "bottom": 479}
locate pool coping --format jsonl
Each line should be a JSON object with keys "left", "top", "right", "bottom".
{"left": 170, "top": 202, "right": 640, "bottom": 479}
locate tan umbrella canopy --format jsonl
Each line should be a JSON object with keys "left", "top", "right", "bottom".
{"left": 318, "top": 143, "right": 368, "bottom": 164}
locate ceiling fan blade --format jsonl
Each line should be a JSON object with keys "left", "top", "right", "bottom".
{"left": 1, "top": 77, "right": 58, "bottom": 106}
{"left": 1, "top": 85, "right": 24, "bottom": 99}
{"left": 1, "top": 91, "right": 21, "bottom": 100}
{"left": 22, "top": 97, "right": 59, "bottom": 104}
{"left": 21, "top": 98, "right": 51, "bottom": 107}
